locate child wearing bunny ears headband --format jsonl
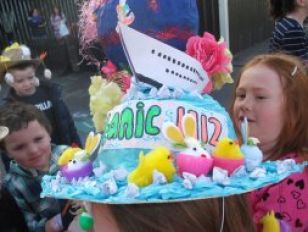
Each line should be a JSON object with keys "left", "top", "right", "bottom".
{"left": 0, "top": 43, "right": 81, "bottom": 171}
{"left": 0, "top": 42, "right": 51, "bottom": 92}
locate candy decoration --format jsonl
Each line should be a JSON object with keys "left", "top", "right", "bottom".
{"left": 79, "top": 212, "right": 94, "bottom": 231}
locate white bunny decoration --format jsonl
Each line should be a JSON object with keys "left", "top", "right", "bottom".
{"left": 162, "top": 114, "right": 213, "bottom": 176}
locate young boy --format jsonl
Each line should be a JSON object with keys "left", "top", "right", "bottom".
{"left": 0, "top": 102, "right": 76, "bottom": 232}
{"left": 0, "top": 125, "right": 28, "bottom": 232}
{"left": 0, "top": 43, "right": 81, "bottom": 170}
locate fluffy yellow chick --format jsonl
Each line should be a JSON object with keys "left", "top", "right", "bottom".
{"left": 213, "top": 137, "right": 244, "bottom": 160}
{"left": 260, "top": 211, "right": 280, "bottom": 232}
{"left": 58, "top": 147, "right": 83, "bottom": 166}
{"left": 128, "top": 146, "right": 176, "bottom": 187}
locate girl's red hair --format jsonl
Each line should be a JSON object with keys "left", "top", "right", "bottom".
{"left": 230, "top": 53, "right": 308, "bottom": 161}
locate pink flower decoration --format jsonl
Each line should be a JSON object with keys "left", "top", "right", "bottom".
{"left": 186, "top": 32, "right": 233, "bottom": 93}
{"left": 100, "top": 60, "right": 132, "bottom": 93}
{"left": 101, "top": 60, "right": 117, "bottom": 75}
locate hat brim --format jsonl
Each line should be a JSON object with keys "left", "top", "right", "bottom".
{"left": 41, "top": 160, "right": 306, "bottom": 204}
{"left": 0, "top": 59, "right": 41, "bottom": 81}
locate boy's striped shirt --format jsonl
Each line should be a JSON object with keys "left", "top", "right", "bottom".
{"left": 269, "top": 17, "right": 308, "bottom": 60}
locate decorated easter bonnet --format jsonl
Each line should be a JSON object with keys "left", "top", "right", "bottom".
{"left": 41, "top": 21, "right": 307, "bottom": 206}
{"left": 0, "top": 43, "right": 52, "bottom": 88}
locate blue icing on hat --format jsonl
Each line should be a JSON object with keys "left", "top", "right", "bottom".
{"left": 95, "top": 0, "right": 199, "bottom": 66}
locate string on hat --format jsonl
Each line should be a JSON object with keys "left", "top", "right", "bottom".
{"left": 219, "top": 197, "right": 225, "bottom": 232}
{"left": 291, "top": 65, "right": 298, "bottom": 77}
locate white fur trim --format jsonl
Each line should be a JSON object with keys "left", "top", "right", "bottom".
{"left": 34, "top": 77, "right": 40, "bottom": 87}
{"left": 20, "top": 45, "right": 31, "bottom": 57}
{"left": 4, "top": 72, "right": 14, "bottom": 85}
{"left": 44, "top": 69, "right": 52, "bottom": 79}
{"left": 0, "top": 126, "right": 9, "bottom": 140}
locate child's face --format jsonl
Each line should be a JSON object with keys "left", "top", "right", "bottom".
{"left": 54, "top": 7, "right": 59, "bottom": 14}
{"left": 233, "top": 64, "right": 285, "bottom": 156}
{"left": 33, "top": 9, "right": 39, "bottom": 16}
{"left": 11, "top": 66, "right": 37, "bottom": 96}
{"left": 5, "top": 120, "right": 51, "bottom": 171}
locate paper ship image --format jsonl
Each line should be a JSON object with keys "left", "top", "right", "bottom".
{"left": 118, "top": 24, "right": 209, "bottom": 93}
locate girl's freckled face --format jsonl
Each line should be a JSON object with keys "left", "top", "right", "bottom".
{"left": 233, "top": 64, "right": 285, "bottom": 156}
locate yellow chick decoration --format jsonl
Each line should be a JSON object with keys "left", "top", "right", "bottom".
{"left": 260, "top": 211, "right": 280, "bottom": 232}
{"left": 58, "top": 147, "right": 83, "bottom": 166}
{"left": 58, "top": 132, "right": 101, "bottom": 166}
{"left": 89, "top": 75, "right": 122, "bottom": 132}
{"left": 128, "top": 146, "right": 176, "bottom": 187}
{"left": 213, "top": 137, "right": 243, "bottom": 159}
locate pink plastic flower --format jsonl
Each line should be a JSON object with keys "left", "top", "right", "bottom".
{"left": 100, "top": 60, "right": 132, "bottom": 93}
{"left": 186, "top": 32, "right": 233, "bottom": 93}
{"left": 101, "top": 60, "right": 117, "bottom": 76}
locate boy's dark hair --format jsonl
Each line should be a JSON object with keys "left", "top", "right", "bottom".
{"left": 268, "top": 0, "right": 296, "bottom": 20}
{"left": 8, "top": 62, "right": 36, "bottom": 72}
{"left": 0, "top": 102, "right": 52, "bottom": 150}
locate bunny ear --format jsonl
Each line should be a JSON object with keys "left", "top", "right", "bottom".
{"left": 162, "top": 122, "right": 185, "bottom": 145}
{"left": 240, "top": 117, "right": 249, "bottom": 144}
{"left": 182, "top": 114, "right": 196, "bottom": 138}
{"left": 85, "top": 131, "right": 101, "bottom": 161}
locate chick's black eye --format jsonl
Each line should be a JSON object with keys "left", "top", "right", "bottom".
{"left": 167, "top": 155, "right": 171, "bottom": 159}
{"left": 229, "top": 142, "right": 233, "bottom": 145}
{"left": 193, "top": 147, "right": 197, "bottom": 151}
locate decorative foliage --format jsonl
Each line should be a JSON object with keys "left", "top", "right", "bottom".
{"left": 88, "top": 75, "right": 123, "bottom": 132}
